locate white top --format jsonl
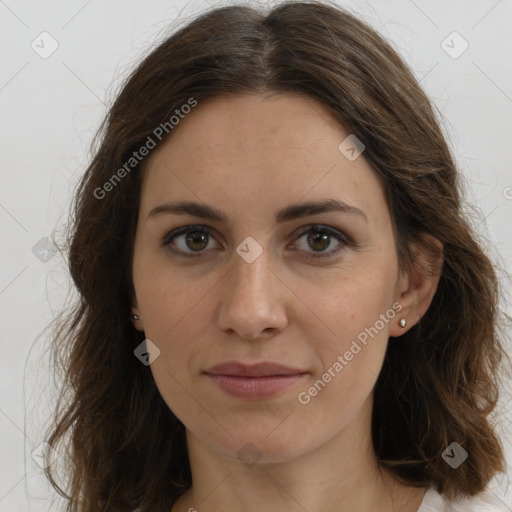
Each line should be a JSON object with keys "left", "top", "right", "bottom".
{"left": 417, "top": 486, "right": 512, "bottom": 511}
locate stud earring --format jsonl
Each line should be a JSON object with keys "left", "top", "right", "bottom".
{"left": 399, "top": 318, "right": 407, "bottom": 328}
{"left": 130, "top": 313, "right": 139, "bottom": 321}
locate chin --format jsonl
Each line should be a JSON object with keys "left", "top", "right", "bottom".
{"left": 207, "top": 429, "right": 307, "bottom": 466}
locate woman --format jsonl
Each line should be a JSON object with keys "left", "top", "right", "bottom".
{"left": 44, "top": 1, "right": 512, "bottom": 511}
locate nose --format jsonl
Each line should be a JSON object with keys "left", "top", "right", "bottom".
{"left": 216, "top": 247, "right": 288, "bottom": 340}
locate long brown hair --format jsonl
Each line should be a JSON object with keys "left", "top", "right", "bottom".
{"left": 44, "top": 1, "right": 511, "bottom": 510}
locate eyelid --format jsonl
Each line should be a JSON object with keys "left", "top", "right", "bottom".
{"left": 292, "top": 224, "right": 350, "bottom": 244}
{"left": 162, "top": 225, "right": 219, "bottom": 256}
{"left": 162, "top": 223, "right": 351, "bottom": 259}
{"left": 289, "top": 224, "right": 349, "bottom": 259}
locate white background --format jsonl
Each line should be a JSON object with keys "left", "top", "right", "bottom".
{"left": 0, "top": 0, "right": 511, "bottom": 510}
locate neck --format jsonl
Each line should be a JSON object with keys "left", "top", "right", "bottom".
{"left": 171, "top": 397, "right": 427, "bottom": 512}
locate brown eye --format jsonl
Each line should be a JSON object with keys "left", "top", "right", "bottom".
{"left": 185, "top": 231, "right": 209, "bottom": 251}
{"left": 292, "top": 225, "right": 348, "bottom": 259}
{"left": 163, "top": 226, "right": 219, "bottom": 256}
{"left": 163, "top": 224, "right": 349, "bottom": 260}
{"left": 306, "top": 231, "right": 332, "bottom": 252}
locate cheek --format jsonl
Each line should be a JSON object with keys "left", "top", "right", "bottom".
{"left": 138, "top": 275, "right": 212, "bottom": 423}
{"left": 134, "top": 248, "right": 211, "bottom": 335}
{"left": 132, "top": 254, "right": 214, "bottom": 383}
{"left": 291, "top": 264, "right": 398, "bottom": 397}
{"left": 145, "top": 282, "right": 204, "bottom": 333}
{"left": 295, "top": 264, "right": 398, "bottom": 345}
{"left": 293, "top": 279, "right": 395, "bottom": 430}
{"left": 142, "top": 280, "right": 211, "bottom": 370}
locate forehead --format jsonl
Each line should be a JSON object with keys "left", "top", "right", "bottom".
{"left": 153, "top": 93, "right": 346, "bottom": 159}
{"left": 140, "top": 93, "right": 388, "bottom": 230}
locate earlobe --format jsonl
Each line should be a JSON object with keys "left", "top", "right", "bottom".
{"left": 130, "top": 301, "right": 145, "bottom": 331}
{"left": 390, "top": 233, "right": 443, "bottom": 337}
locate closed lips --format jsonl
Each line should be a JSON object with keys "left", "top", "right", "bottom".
{"left": 204, "top": 361, "right": 308, "bottom": 377}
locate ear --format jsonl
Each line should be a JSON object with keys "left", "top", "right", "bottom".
{"left": 130, "top": 297, "right": 145, "bottom": 332}
{"left": 389, "top": 233, "right": 443, "bottom": 337}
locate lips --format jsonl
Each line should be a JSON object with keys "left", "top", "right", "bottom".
{"left": 204, "top": 361, "right": 306, "bottom": 377}
{"left": 203, "top": 361, "right": 308, "bottom": 400}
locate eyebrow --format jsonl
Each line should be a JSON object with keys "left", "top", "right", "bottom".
{"left": 147, "top": 198, "right": 368, "bottom": 224}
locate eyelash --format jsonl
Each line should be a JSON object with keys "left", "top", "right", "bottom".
{"left": 162, "top": 224, "right": 351, "bottom": 260}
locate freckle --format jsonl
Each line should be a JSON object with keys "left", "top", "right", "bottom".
{"left": 350, "top": 314, "right": 355, "bottom": 320}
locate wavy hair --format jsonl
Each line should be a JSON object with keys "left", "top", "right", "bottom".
{"left": 44, "top": 1, "right": 511, "bottom": 510}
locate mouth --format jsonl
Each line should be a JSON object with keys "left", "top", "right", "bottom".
{"left": 203, "top": 361, "right": 308, "bottom": 399}
{"left": 204, "top": 360, "right": 307, "bottom": 377}
{"left": 204, "top": 373, "right": 307, "bottom": 399}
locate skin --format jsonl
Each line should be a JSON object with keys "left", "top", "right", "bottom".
{"left": 131, "top": 92, "right": 443, "bottom": 512}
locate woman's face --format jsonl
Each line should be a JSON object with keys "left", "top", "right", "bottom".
{"left": 131, "top": 92, "right": 408, "bottom": 464}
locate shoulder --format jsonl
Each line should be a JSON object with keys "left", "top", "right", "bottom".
{"left": 418, "top": 486, "right": 512, "bottom": 512}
